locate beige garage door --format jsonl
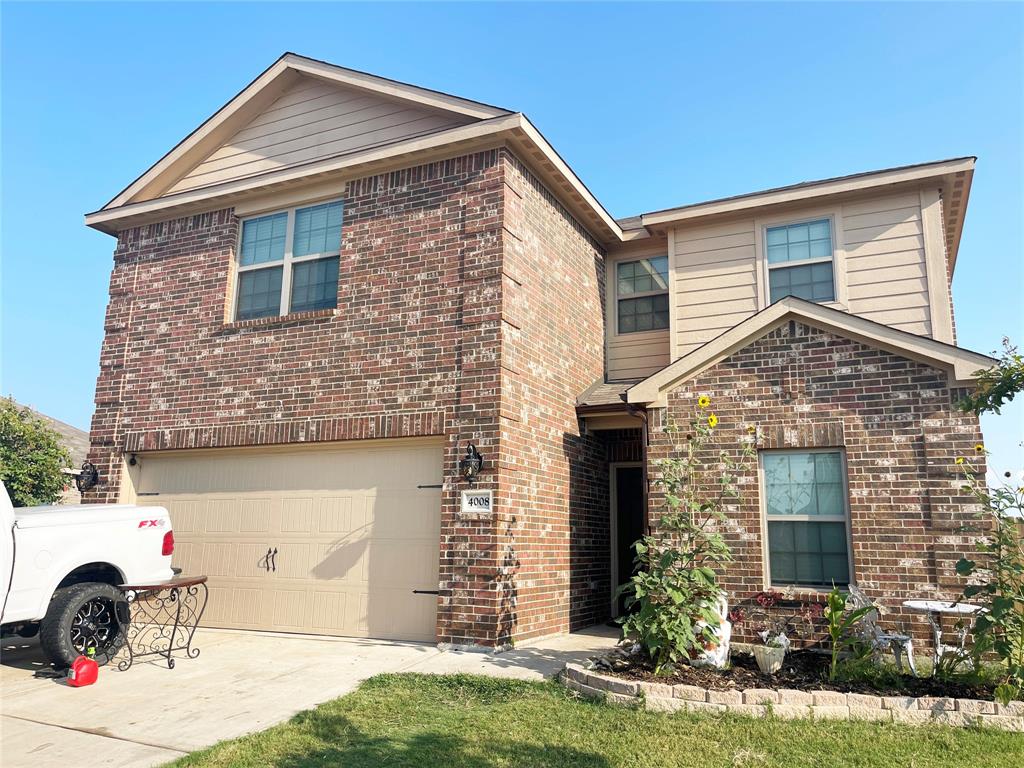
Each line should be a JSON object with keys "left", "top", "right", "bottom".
{"left": 135, "top": 439, "right": 443, "bottom": 642}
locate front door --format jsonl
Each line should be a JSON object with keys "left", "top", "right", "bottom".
{"left": 612, "top": 464, "right": 645, "bottom": 618}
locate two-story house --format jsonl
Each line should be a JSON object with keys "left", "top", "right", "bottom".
{"left": 83, "top": 53, "right": 993, "bottom": 650}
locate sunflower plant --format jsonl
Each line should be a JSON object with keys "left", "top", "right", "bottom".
{"left": 954, "top": 449, "right": 1024, "bottom": 704}
{"left": 617, "top": 397, "right": 756, "bottom": 673}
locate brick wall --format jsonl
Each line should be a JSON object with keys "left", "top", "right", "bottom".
{"left": 494, "top": 152, "right": 607, "bottom": 642}
{"left": 647, "top": 319, "right": 985, "bottom": 645}
{"left": 85, "top": 147, "right": 609, "bottom": 647}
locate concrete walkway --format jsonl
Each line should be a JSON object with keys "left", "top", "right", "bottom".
{"left": 0, "top": 626, "right": 617, "bottom": 768}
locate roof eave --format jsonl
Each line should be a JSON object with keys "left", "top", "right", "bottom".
{"left": 639, "top": 157, "right": 977, "bottom": 230}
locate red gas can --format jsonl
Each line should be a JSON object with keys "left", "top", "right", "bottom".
{"left": 67, "top": 655, "right": 99, "bottom": 687}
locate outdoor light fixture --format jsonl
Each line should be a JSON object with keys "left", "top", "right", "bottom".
{"left": 459, "top": 444, "right": 484, "bottom": 484}
{"left": 76, "top": 462, "right": 99, "bottom": 493}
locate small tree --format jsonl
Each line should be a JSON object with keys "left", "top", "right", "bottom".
{"left": 618, "top": 397, "right": 756, "bottom": 673}
{"left": 0, "top": 398, "right": 73, "bottom": 507}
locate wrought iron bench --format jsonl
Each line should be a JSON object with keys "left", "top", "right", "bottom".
{"left": 116, "top": 575, "right": 208, "bottom": 671}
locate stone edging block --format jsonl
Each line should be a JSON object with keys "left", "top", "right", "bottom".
{"left": 560, "top": 663, "right": 1023, "bottom": 732}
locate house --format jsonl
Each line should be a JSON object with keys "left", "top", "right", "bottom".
{"left": 83, "top": 53, "right": 993, "bottom": 649}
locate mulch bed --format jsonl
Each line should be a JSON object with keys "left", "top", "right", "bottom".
{"left": 605, "top": 650, "right": 995, "bottom": 700}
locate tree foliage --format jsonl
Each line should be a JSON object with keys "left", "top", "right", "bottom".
{"left": 959, "top": 338, "right": 1024, "bottom": 416}
{"left": 0, "top": 398, "right": 73, "bottom": 506}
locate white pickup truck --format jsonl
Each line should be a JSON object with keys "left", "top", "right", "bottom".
{"left": 1, "top": 482, "right": 174, "bottom": 668}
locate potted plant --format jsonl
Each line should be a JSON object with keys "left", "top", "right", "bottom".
{"left": 753, "top": 628, "right": 790, "bottom": 674}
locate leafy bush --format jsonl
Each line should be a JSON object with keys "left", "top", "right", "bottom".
{"left": 0, "top": 398, "right": 72, "bottom": 506}
{"left": 618, "top": 398, "right": 755, "bottom": 673}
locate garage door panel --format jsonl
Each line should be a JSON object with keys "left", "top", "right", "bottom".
{"left": 280, "top": 497, "right": 315, "bottom": 534}
{"left": 367, "top": 541, "right": 441, "bottom": 588}
{"left": 137, "top": 440, "right": 442, "bottom": 642}
{"left": 371, "top": 490, "right": 441, "bottom": 537}
{"left": 316, "top": 496, "right": 355, "bottom": 535}
{"left": 272, "top": 589, "right": 311, "bottom": 631}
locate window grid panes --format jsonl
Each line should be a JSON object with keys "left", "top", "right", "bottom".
{"left": 766, "top": 218, "right": 835, "bottom": 305}
{"left": 617, "top": 257, "right": 669, "bottom": 333}
{"left": 293, "top": 201, "right": 343, "bottom": 257}
{"left": 763, "top": 451, "right": 850, "bottom": 587}
{"left": 235, "top": 201, "right": 342, "bottom": 321}
{"left": 240, "top": 212, "right": 288, "bottom": 266}
{"left": 236, "top": 266, "right": 284, "bottom": 321}
{"left": 290, "top": 256, "right": 340, "bottom": 314}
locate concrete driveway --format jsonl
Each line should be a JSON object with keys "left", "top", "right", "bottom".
{"left": 0, "top": 626, "right": 616, "bottom": 768}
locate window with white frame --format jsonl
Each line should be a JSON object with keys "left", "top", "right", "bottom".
{"left": 235, "top": 200, "right": 342, "bottom": 321}
{"left": 762, "top": 450, "right": 851, "bottom": 587}
{"left": 766, "top": 218, "right": 835, "bottom": 304}
{"left": 616, "top": 256, "right": 669, "bottom": 333}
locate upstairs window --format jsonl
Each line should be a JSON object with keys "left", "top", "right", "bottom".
{"left": 762, "top": 450, "right": 851, "bottom": 588}
{"left": 766, "top": 218, "right": 835, "bottom": 304}
{"left": 616, "top": 256, "right": 669, "bottom": 333}
{"left": 235, "top": 200, "right": 342, "bottom": 321}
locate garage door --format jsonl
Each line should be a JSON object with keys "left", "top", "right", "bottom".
{"left": 135, "top": 439, "right": 443, "bottom": 642}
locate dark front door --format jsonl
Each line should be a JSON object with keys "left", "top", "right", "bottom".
{"left": 614, "top": 465, "right": 645, "bottom": 618}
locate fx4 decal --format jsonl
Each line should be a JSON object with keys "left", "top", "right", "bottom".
{"left": 138, "top": 519, "right": 167, "bottom": 528}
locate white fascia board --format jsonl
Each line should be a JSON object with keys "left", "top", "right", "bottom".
{"left": 640, "top": 158, "right": 977, "bottom": 228}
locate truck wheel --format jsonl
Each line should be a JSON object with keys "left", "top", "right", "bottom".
{"left": 39, "top": 583, "right": 128, "bottom": 668}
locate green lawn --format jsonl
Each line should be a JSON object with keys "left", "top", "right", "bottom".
{"left": 169, "top": 674, "right": 1022, "bottom": 768}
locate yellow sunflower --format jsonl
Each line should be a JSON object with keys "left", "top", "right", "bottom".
{"left": 955, "top": 457, "right": 965, "bottom": 465}
{"left": 974, "top": 443, "right": 985, "bottom": 453}
{"left": 708, "top": 413, "right": 719, "bottom": 428}
{"left": 746, "top": 424, "right": 757, "bottom": 435}
{"left": 698, "top": 395, "right": 711, "bottom": 409}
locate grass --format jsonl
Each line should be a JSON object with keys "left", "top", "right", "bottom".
{"left": 168, "top": 674, "right": 1023, "bottom": 768}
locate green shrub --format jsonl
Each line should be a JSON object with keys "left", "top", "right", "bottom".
{"left": 0, "top": 398, "right": 73, "bottom": 506}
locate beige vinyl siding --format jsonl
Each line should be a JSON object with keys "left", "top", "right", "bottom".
{"left": 605, "top": 244, "right": 671, "bottom": 380}
{"left": 168, "top": 74, "right": 474, "bottom": 194}
{"left": 671, "top": 219, "right": 758, "bottom": 356}
{"left": 840, "top": 192, "right": 932, "bottom": 336}
{"left": 667, "top": 189, "right": 937, "bottom": 354}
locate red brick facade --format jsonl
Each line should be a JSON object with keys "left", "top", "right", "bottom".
{"left": 85, "top": 147, "right": 608, "bottom": 647}
{"left": 647, "top": 319, "right": 985, "bottom": 644}
{"left": 85, "top": 144, "right": 985, "bottom": 650}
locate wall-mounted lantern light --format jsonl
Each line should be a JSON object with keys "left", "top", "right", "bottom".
{"left": 76, "top": 462, "right": 99, "bottom": 493}
{"left": 459, "top": 444, "right": 484, "bottom": 484}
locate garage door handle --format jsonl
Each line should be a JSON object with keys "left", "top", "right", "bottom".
{"left": 261, "top": 548, "right": 272, "bottom": 572}
{"left": 412, "top": 590, "right": 440, "bottom": 595}
{"left": 270, "top": 548, "right": 277, "bottom": 573}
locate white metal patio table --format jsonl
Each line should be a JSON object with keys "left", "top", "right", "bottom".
{"left": 901, "top": 600, "right": 982, "bottom": 669}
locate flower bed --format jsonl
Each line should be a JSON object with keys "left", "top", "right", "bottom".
{"left": 605, "top": 648, "right": 994, "bottom": 700}
{"left": 561, "top": 661, "right": 1024, "bottom": 731}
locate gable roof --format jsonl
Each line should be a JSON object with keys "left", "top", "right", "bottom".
{"left": 101, "top": 53, "right": 510, "bottom": 211}
{"left": 626, "top": 297, "right": 995, "bottom": 407}
{"left": 84, "top": 53, "right": 623, "bottom": 244}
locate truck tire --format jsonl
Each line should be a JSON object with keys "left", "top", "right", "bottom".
{"left": 39, "top": 582, "right": 128, "bottom": 669}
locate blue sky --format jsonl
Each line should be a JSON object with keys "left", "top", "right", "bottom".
{"left": 2, "top": 2, "right": 1022, "bottom": 475}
